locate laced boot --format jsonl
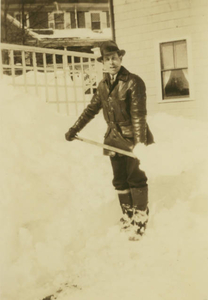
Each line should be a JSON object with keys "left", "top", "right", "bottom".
{"left": 132, "top": 208, "right": 149, "bottom": 236}
{"left": 130, "top": 186, "right": 149, "bottom": 237}
{"left": 118, "top": 189, "right": 133, "bottom": 231}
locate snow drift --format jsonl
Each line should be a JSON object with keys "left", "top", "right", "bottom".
{"left": 0, "top": 77, "right": 208, "bottom": 300}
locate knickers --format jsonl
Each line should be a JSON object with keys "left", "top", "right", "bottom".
{"left": 110, "top": 154, "right": 147, "bottom": 191}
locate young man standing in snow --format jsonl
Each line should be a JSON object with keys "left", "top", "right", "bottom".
{"left": 65, "top": 41, "right": 153, "bottom": 238}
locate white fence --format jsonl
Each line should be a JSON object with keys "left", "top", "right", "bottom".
{"left": 0, "top": 43, "right": 103, "bottom": 115}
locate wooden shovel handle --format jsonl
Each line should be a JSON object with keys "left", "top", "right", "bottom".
{"left": 75, "top": 136, "right": 136, "bottom": 158}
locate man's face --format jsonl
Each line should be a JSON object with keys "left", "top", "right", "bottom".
{"left": 102, "top": 52, "right": 122, "bottom": 75}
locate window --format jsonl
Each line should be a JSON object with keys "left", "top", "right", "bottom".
{"left": 160, "top": 40, "right": 189, "bottom": 100}
{"left": 77, "top": 12, "right": 85, "bottom": 28}
{"left": 14, "top": 12, "right": 29, "bottom": 27}
{"left": 14, "top": 13, "right": 21, "bottom": 23}
{"left": 91, "top": 13, "right": 101, "bottom": 30}
{"left": 70, "top": 12, "right": 76, "bottom": 28}
{"left": 29, "top": 12, "right": 48, "bottom": 29}
{"left": 48, "top": 12, "right": 54, "bottom": 29}
{"left": 106, "top": 11, "right": 110, "bottom": 28}
{"left": 54, "top": 13, "right": 64, "bottom": 29}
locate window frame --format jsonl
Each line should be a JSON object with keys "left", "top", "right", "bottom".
{"left": 156, "top": 37, "right": 194, "bottom": 104}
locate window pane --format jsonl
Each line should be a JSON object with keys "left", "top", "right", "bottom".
{"left": 55, "top": 23, "right": 64, "bottom": 29}
{"left": 54, "top": 13, "right": 64, "bottom": 23}
{"left": 70, "top": 12, "right": 76, "bottom": 28}
{"left": 175, "top": 40, "right": 188, "bottom": 68}
{"left": 91, "top": 13, "right": 100, "bottom": 22}
{"left": 162, "top": 69, "right": 189, "bottom": 98}
{"left": 161, "top": 43, "right": 174, "bottom": 70}
{"left": 92, "top": 22, "right": 100, "bottom": 30}
{"left": 54, "top": 13, "right": 64, "bottom": 29}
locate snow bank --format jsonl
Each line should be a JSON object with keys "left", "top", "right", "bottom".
{"left": 134, "top": 113, "right": 208, "bottom": 178}
{"left": 4, "top": 66, "right": 97, "bottom": 116}
{"left": 0, "top": 78, "right": 208, "bottom": 300}
{"left": 4, "top": 70, "right": 94, "bottom": 113}
{"left": 0, "top": 77, "right": 113, "bottom": 300}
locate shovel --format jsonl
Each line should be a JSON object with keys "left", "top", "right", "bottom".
{"left": 75, "top": 136, "right": 136, "bottom": 158}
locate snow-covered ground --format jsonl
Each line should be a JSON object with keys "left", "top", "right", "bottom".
{"left": 1, "top": 77, "right": 208, "bottom": 300}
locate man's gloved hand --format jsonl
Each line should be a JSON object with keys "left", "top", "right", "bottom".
{"left": 133, "top": 142, "right": 155, "bottom": 172}
{"left": 65, "top": 128, "right": 77, "bottom": 141}
{"left": 133, "top": 143, "right": 147, "bottom": 159}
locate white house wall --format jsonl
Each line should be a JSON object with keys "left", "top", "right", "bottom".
{"left": 113, "top": 0, "right": 208, "bottom": 120}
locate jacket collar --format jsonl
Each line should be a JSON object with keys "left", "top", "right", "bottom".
{"left": 102, "top": 66, "right": 129, "bottom": 83}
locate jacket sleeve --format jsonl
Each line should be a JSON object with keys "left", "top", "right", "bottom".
{"left": 129, "top": 76, "right": 147, "bottom": 144}
{"left": 71, "top": 85, "right": 102, "bottom": 132}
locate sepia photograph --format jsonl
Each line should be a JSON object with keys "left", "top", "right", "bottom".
{"left": 0, "top": 0, "right": 208, "bottom": 299}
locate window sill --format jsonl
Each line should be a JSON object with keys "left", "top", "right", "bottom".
{"left": 158, "top": 98, "right": 194, "bottom": 104}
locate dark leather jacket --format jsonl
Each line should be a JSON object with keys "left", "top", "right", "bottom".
{"left": 72, "top": 66, "right": 154, "bottom": 155}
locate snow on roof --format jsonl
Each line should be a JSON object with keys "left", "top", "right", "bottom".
{"left": 38, "top": 28, "right": 112, "bottom": 40}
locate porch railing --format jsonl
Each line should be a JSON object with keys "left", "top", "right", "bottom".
{"left": 0, "top": 43, "right": 103, "bottom": 115}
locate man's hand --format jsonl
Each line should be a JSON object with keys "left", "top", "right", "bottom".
{"left": 65, "top": 128, "right": 77, "bottom": 141}
{"left": 133, "top": 143, "right": 147, "bottom": 159}
{"left": 134, "top": 143, "right": 155, "bottom": 172}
